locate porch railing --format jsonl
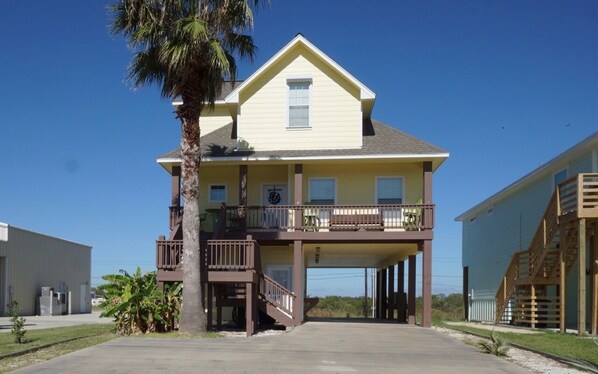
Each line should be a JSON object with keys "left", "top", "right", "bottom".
{"left": 156, "top": 239, "right": 258, "bottom": 271}
{"left": 221, "top": 204, "right": 434, "bottom": 232}
{"left": 559, "top": 173, "right": 598, "bottom": 218}
{"left": 206, "top": 240, "right": 256, "bottom": 270}
{"left": 157, "top": 239, "right": 182, "bottom": 270}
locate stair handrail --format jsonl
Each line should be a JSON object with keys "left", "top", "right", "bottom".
{"left": 495, "top": 250, "right": 525, "bottom": 323}
{"left": 259, "top": 273, "right": 296, "bottom": 317}
{"left": 528, "top": 189, "right": 560, "bottom": 280}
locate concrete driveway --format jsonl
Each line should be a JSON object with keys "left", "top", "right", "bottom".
{"left": 14, "top": 320, "right": 530, "bottom": 373}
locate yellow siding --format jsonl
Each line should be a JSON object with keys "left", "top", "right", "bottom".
{"left": 199, "top": 162, "right": 423, "bottom": 210}
{"left": 199, "top": 166, "right": 239, "bottom": 210}
{"left": 302, "top": 163, "right": 423, "bottom": 204}
{"left": 237, "top": 44, "right": 362, "bottom": 151}
{"left": 246, "top": 165, "right": 289, "bottom": 205}
{"left": 199, "top": 105, "right": 232, "bottom": 135}
{"left": 259, "top": 245, "right": 293, "bottom": 272}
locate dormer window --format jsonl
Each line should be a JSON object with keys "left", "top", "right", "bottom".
{"left": 288, "top": 80, "right": 311, "bottom": 128}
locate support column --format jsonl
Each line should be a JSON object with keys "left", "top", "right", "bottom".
{"left": 381, "top": 268, "right": 387, "bottom": 319}
{"left": 207, "top": 284, "right": 213, "bottom": 330}
{"left": 171, "top": 165, "right": 181, "bottom": 207}
{"left": 591, "top": 223, "right": 598, "bottom": 336}
{"left": 463, "top": 266, "right": 469, "bottom": 321}
{"left": 408, "top": 255, "right": 416, "bottom": 325}
{"left": 376, "top": 270, "right": 381, "bottom": 319}
{"left": 397, "top": 261, "right": 406, "bottom": 323}
{"left": 238, "top": 165, "right": 248, "bottom": 230}
{"left": 578, "top": 219, "right": 587, "bottom": 336}
{"left": 422, "top": 240, "right": 432, "bottom": 328}
{"left": 560, "top": 225, "right": 567, "bottom": 333}
{"left": 294, "top": 164, "right": 303, "bottom": 230}
{"left": 293, "top": 240, "right": 304, "bottom": 324}
{"left": 422, "top": 161, "right": 433, "bottom": 228}
{"left": 529, "top": 283, "right": 538, "bottom": 329}
{"left": 388, "top": 265, "right": 395, "bottom": 320}
{"left": 245, "top": 282, "right": 255, "bottom": 337}
{"left": 170, "top": 165, "right": 181, "bottom": 229}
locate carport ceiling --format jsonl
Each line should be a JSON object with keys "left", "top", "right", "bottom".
{"left": 303, "top": 243, "right": 419, "bottom": 268}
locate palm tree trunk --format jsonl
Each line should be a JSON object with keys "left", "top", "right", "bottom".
{"left": 178, "top": 101, "right": 207, "bottom": 334}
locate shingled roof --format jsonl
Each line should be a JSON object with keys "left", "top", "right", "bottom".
{"left": 158, "top": 119, "right": 447, "bottom": 161}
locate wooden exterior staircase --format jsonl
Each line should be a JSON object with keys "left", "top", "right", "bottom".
{"left": 495, "top": 173, "right": 598, "bottom": 330}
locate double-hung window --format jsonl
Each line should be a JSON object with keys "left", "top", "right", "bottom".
{"left": 376, "top": 177, "right": 403, "bottom": 204}
{"left": 209, "top": 184, "right": 227, "bottom": 202}
{"left": 288, "top": 80, "right": 311, "bottom": 128}
{"left": 309, "top": 178, "right": 335, "bottom": 205}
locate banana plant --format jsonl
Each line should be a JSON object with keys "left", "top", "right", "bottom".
{"left": 99, "top": 268, "right": 182, "bottom": 335}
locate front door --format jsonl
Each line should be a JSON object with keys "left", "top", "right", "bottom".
{"left": 266, "top": 265, "right": 293, "bottom": 312}
{"left": 267, "top": 265, "right": 292, "bottom": 290}
{"left": 262, "top": 184, "right": 288, "bottom": 228}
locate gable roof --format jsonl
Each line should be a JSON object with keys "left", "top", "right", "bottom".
{"left": 157, "top": 119, "right": 448, "bottom": 171}
{"left": 225, "top": 34, "right": 376, "bottom": 104}
{"left": 455, "top": 131, "right": 598, "bottom": 222}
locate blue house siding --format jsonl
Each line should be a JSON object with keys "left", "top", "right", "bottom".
{"left": 460, "top": 136, "right": 598, "bottom": 323}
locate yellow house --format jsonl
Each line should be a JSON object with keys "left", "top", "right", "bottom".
{"left": 155, "top": 35, "right": 449, "bottom": 335}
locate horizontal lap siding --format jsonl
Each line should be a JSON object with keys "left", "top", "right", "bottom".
{"left": 463, "top": 176, "right": 552, "bottom": 321}
{"left": 199, "top": 106, "right": 232, "bottom": 135}
{"left": 237, "top": 45, "right": 362, "bottom": 151}
{"left": 303, "top": 163, "right": 423, "bottom": 205}
{"left": 462, "top": 148, "right": 597, "bottom": 322}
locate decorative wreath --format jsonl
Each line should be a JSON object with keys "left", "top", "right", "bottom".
{"left": 268, "top": 191, "right": 282, "bottom": 205}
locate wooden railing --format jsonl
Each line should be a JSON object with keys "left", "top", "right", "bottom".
{"left": 221, "top": 204, "right": 434, "bottom": 232}
{"left": 156, "top": 239, "right": 258, "bottom": 271}
{"left": 495, "top": 250, "right": 526, "bottom": 323}
{"left": 494, "top": 173, "right": 598, "bottom": 324}
{"left": 206, "top": 240, "right": 256, "bottom": 270}
{"left": 259, "top": 273, "right": 295, "bottom": 316}
{"left": 528, "top": 190, "right": 560, "bottom": 280}
{"left": 559, "top": 173, "right": 598, "bottom": 218}
{"left": 513, "top": 295, "right": 560, "bottom": 326}
{"left": 157, "top": 239, "right": 183, "bottom": 270}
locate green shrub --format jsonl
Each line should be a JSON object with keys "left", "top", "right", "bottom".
{"left": 8, "top": 301, "right": 27, "bottom": 343}
{"left": 479, "top": 331, "right": 509, "bottom": 356}
{"left": 99, "top": 268, "right": 181, "bottom": 335}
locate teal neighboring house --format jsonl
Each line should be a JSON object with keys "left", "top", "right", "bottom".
{"left": 456, "top": 132, "right": 598, "bottom": 334}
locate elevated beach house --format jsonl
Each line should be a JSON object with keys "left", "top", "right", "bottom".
{"left": 155, "top": 35, "right": 449, "bottom": 335}
{"left": 456, "top": 132, "right": 598, "bottom": 335}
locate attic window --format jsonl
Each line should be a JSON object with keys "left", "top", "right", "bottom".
{"left": 288, "top": 80, "right": 311, "bottom": 128}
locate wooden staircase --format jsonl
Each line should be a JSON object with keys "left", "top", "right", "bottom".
{"left": 205, "top": 238, "right": 297, "bottom": 333}
{"left": 495, "top": 173, "right": 598, "bottom": 328}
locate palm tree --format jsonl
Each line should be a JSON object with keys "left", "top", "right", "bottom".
{"left": 109, "top": 0, "right": 262, "bottom": 334}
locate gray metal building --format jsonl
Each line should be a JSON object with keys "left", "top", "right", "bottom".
{"left": 0, "top": 222, "right": 92, "bottom": 316}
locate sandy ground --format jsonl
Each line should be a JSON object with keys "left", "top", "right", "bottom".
{"left": 436, "top": 323, "right": 590, "bottom": 374}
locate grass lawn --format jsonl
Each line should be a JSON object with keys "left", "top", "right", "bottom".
{"left": 438, "top": 322, "right": 598, "bottom": 367}
{"left": 0, "top": 324, "right": 116, "bottom": 372}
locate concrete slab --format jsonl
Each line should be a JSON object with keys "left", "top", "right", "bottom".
{"left": 0, "top": 311, "right": 109, "bottom": 332}
{"left": 13, "top": 320, "right": 530, "bottom": 373}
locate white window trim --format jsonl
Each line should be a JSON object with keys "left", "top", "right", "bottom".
{"left": 375, "top": 176, "right": 405, "bottom": 204}
{"left": 552, "top": 167, "right": 568, "bottom": 191}
{"left": 308, "top": 177, "right": 337, "bottom": 204}
{"left": 208, "top": 183, "right": 227, "bottom": 203}
{"left": 286, "top": 78, "right": 313, "bottom": 129}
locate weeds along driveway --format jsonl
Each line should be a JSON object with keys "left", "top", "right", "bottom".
{"left": 14, "top": 320, "right": 531, "bottom": 374}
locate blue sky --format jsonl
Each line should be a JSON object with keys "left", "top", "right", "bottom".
{"left": 1, "top": 1, "right": 597, "bottom": 297}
